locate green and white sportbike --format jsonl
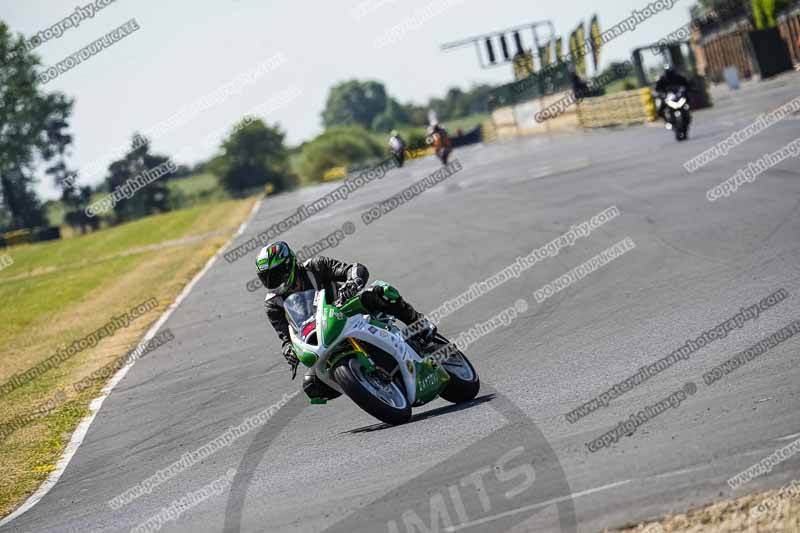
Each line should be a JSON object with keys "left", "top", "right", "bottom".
{"left": 285, "top": 287, "right": 480, "bottom": 425}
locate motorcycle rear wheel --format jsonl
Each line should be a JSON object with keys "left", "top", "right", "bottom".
{"left": 426, "top": 336, "right": 480, "bottom": 403}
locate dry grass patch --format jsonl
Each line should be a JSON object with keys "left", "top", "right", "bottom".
{"left": 608, "top": 482, "right": 800, "bottom": 533}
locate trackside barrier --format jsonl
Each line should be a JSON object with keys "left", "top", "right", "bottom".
{"left": 0, "top": 227, "right": 63, "bottom": 248}
{"left": 321, "top": 147, "right": 435, "bottom": 182}
{"left": 405, "top": 146, "right": 435, "bottom": 160}
{"left": 323, "top": 167, "right": 347, "bottom": 181}
{"left": 577, "top": 88, "right": 657, "bottom": 128}
{"left": 491, "top": 106, "right": 519, "bottom": 140}
{"left": 481, "top": 120, "right": 498, "bottom": 143}
{"left": 490, "top": 90, "right": 581, "bottom": 139}
{"left": 1, "top": 229, "right": 33, "bottom": 247}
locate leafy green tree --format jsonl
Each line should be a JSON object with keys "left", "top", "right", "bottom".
{"left": 322, "top": 79, "right": 495, "bottom": 133}
{"left": 64, "top": 186, "right": 99, "bottom": 233}
{"left": 297, "top": 126, "right": 383, "bottom": 183}
{"left": 415, "top": 84, "right": 494, "bottom": 124}
{"left": 371, "top": 98, "right": 410, "bottom": 132}
{"left": 104, "top": 135, "right": 172, "bottom": 223}
{"left": 0, "top": 170, "right": 46, "bottom": 230}
{"left": 42, "top": 93, "right": 94, "bottom": 233}
{"left": 400, "top": 102, "right": 430, "bottom": 126}
{"left": 370, "top": 112, "right": 396, "bottom": 133}
{"left": 0, "top": 21, "right": 71, "bottom": 230}
{"left": 322, "top": 80, "right": 388, "bottom": 129}
{"left": 431, "top": 87, "right": 468, "bottom": 119}
{"left": 209, "top": 120, "right": 292, "bottom": 195}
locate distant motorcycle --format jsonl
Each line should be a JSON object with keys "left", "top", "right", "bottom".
{"left": 389, "top": 135, "right": 406, "bottom": 168}
{"left": 427, "top": 127, "right": 452, "bottom": 165}
{"left": 659, "top": 87, "right": 691, "bottom": 141}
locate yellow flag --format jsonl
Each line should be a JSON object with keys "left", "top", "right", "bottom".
{"left": 590, "top": 15, "right": 602, "bottom": 71}
{"left": 568, "top": 31, "right": 578, "bottom": 66}
{"left": 575, "top": 23, "right": 587, "bottom": 76}
{"left": 513, "top": 51, "right": 534, "bottom": 80}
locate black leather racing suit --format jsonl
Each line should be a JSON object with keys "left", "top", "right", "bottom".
{"left": 264, "top": 256, "right": 425, "bottom": 399}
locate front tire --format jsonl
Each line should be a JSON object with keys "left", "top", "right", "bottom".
{"left": 333, "top": 357, "right": 411, "bottom": 425}
{"left": 437, "top": 147, "right": 451, "bottom": 165}
{"left": 674, "top": 115, "right": 689, "bottom": 141}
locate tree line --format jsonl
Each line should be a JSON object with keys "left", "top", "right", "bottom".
{"left": 0, "top": 18, "right": 494, "bottom": 236}
{"left": 322, "top": 79, "right": 495, "bottom": 132}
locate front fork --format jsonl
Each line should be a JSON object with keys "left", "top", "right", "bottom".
{"left": 328, "top": 338, "right": 375, "bottom": 373}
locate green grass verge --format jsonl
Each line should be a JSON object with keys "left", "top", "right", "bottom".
{"left": 0, "top": 198, "right": 256, "bottom": 518}
{"left": 0, "top": 203, "right": 232, "bottom": 281}
{"left": 167, "top": 173, "right": 220, "bottom": 196}
{"left": 0, "top": 254, "right": 145, "bottom": 348}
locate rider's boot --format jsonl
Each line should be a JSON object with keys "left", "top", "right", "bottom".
{"left": 360, "top": 282, "right": 437, "bottom": 342}
{"left": 303, "top": 369, "right": 341, "bottom": 404}
{"left": 398, "top": 304, "right": 437, "bottom": 344}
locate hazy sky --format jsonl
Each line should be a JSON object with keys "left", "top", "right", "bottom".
{"left": 2, "top": 0, "right": 692, "bottom": 199}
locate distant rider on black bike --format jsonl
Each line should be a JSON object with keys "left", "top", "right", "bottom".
{"left": 655, "top": 65, "right": 689, "bottom": 122}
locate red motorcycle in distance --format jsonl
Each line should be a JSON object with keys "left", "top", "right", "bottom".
{"left": 426, "top": 124, "right": 452, "bottom": 165}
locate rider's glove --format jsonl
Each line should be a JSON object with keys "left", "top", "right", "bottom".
{"left": 337, "top": 278, "right": 364, "bottom": 306}
{"left": 282, "top": 342, "right": 299, "bottom": 380}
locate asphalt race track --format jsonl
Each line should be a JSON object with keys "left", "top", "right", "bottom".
{"left": 3, "top": 73, "right": 800, "bottom": 533}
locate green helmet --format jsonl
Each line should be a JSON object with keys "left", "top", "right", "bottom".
{"left": 256, "top": 241, "right": 296, "bottom": 295}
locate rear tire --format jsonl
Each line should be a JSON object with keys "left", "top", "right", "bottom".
{"left": 427, "top": 336, "right": 480, "bottom": 403}
{"left": 440, "top": 356, "right": 480, "bottom": 403}
{"left": 333, "top": 358, "right": 411, "bottom": 425}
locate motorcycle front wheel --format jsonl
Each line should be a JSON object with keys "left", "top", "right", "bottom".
{"left": 673, "top": 115, "right": 689, "bottom": 141}
{"left": 333, "top": 356, "right": 412, "bottom": 425}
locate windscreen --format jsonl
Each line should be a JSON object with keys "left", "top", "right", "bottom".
{"left": 283, "top": 290, "right": 317, "bottom": 335}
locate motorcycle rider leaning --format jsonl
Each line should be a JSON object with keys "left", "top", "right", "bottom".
{"left": 655, "top": 64, "right": 689, "bottom": 121}
{"left": 256, "top": 241, "right": 436, "bottom": 401}
{"left": 389, "top": 130, "right": 405, "bottom": 153}
{"left": 388, "top": 130, "right": 406, "bottom": 167}
{"left": 426, "top": 122, "right": 452, "bottom": 164}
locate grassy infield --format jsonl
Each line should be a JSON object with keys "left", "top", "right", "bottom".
{"left": 0, "top": 198, "right": 255, "bottom": 517}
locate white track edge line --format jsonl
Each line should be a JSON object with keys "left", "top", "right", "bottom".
{"left": 444, "top": 479, "right": 632, "bottom": 532}
{"left": 0, "top": 197, "right": 264, "bottom": 527}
